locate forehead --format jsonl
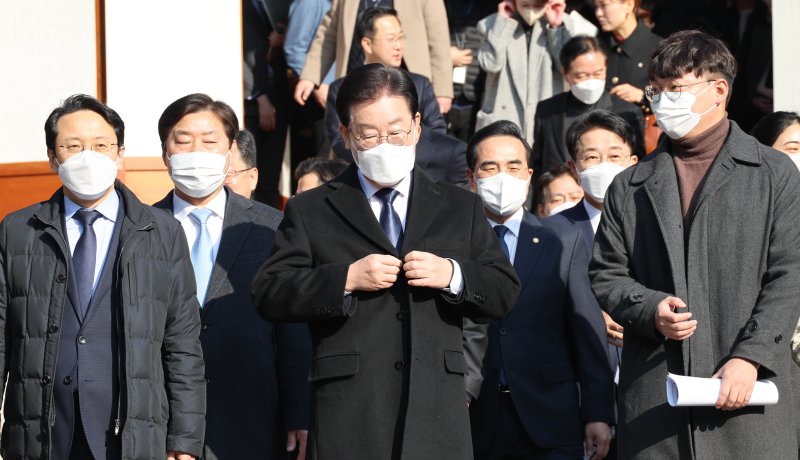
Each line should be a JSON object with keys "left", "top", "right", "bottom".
{"left": 349, "top": 95, "right": 412, "bottom": 127}
{"left": 652, "top": 71, "right": 708, "bottom": 86}
{"left": 55, "top": 110, "right": 116, "bottom": 140}
{"left": 475, "top": 135, "right": 527, "bottom": 163}
{"left": 373, "top": 15, "right": 401, "bottom": 32}
{"left": 569, "top": 51, "right": 606, "bottom": 69}
{"left": 579, "top": 127, "right": 628, "bottom": 149}
{"left": 171, "top": 110, "right": 227, "bottom": 135}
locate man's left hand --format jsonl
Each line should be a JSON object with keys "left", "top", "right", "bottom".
{"left": 610, "top": 84, "right": 645, "bottom": 105}
{"left": 436, "top": 97, "right": 452, "bottom": 115}
{"left": 287, "top": 430, "right": 308, "bottom": 460}
{"left": 544, "top": 0, "right": 566, "bottom": 28}
{"left": 584, "top": 422, "right": 611, "bottom": 459}
{"left": 166, "top": 452, "right": 194, "bottom": 460}
{"left": 404, "top": 251, "right": 453, "bottom": 289}
{"left": 711, "top": 357, "right": 759, "bottom": 411}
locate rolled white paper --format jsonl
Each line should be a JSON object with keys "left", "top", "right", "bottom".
{"left": 666, "top": 373, "right": 779, "bottom": 407}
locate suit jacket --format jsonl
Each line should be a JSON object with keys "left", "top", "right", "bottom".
{"left": 601, "top": 20, "right": 662, "bottom": 115}
{"left": 252, "top": 166, "right": 520, "bottom": 460}
{"left": 476, "top": 13, "right": 596, "bottom": 143}
{"left": 470, "top": 211, "right": 613, "bottom": 452}
{"left": 533, "top": 91, "right": 645, "bottom": 178}
{"left": 154, "top": 189, "right": 311, "bottom": 459}
{"left": 590, "top": 122, "right": 800, "bottom": 459}
{"left": 300, "top": 0, "right": 454, "bottom": 98}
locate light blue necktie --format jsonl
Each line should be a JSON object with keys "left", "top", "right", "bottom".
{"left": 189, "top": 208, "right": 214, "bottom": 306}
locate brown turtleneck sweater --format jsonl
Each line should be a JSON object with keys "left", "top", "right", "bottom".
{"left": 671, "top": 116, "right": 731, "bottom": 228}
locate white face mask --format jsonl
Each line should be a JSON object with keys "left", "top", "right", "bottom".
{"left": 169, "top": 151, "right": 230, "bottom": 198}
{"left": 570, "top": 79, "right": 606, "bottom": 105}
{"left": 56, "top": 150, "right": 119, "bottom": 201}
{"left": 789, "top": 154, "right": 800, "bottom": 172}
{"left": 651, "top": 83, "right": 717, "bottom": 139}
{"left": 578, "top": 162, "right": 626, "bottom": 202}
{"left": 476, "top": 172, "right": 529, "bottom": 217}
{"left": 351, "top": 130, "right": 416, "bottom": 186}
{"left": 517, "top": 6, "right": 546, "bottom": 26}
{"left": 548, "top": 200, "right": 579, "bottom": 216}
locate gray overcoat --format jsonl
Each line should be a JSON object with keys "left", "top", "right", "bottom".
{"left": 590, "top": 122, "right": 800, "bottom": 459}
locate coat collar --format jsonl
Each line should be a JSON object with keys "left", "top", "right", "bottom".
{"left": 513, "top": 211, "right": 548, "bottom": 286}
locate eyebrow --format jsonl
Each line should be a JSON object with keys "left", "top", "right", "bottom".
{"left": 173, "top": 129, "right": 218, "bottom": 136}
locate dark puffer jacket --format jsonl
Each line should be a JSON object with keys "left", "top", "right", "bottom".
{"left": 0, "top": 182, "right": 206, "bottom": 459}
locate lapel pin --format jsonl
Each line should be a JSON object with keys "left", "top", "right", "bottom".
{"left": 532, "top": 237, "right": 540, "bottom": 244}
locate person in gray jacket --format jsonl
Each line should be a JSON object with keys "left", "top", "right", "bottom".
{"left": 0, "top": 94, "right": 205, "bottom": 460}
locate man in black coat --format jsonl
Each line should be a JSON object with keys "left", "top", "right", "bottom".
{"left": 466, "top": 120, "right": 614, "bottom": 460}
{"left": 153, "top": 94, "right": 311, "bottom": 460}
{"left": 252, "top": 64, "right": 519, "bottom": 460}
{"left": 0, "top": 94, "right": 205, "bottom": 459}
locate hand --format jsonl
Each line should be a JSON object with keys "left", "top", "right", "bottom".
{"left": 610, "top": 84, "right": 645, "bottom": 104}
{"left": 584, "top": 422, "right": 612, "bottom": 459}
{"left": 268, "top": 31, "right": 285, "bottom": 48}
{"left": 450, "top": 47, "right": 473, "bottom": 67}
{"left": 602, "top": 310, "right": 624, "bottom": 347}
{"left": 498, "top": 0, "right": 516, "bottom": 18}
{"left": 166, "top": 452, "right": 194, "bottom": 460}
{"left": 256, "top": 95, "right": 277, "bottom": 132}
{"left": 654, "top": 296, "right": 696, "bottom": 340}
{"left": 544, "top": 0, "right": 566, "bottom": 28}
{"left": 436, "top": 96, "right": 452, "bottom": 115}
{"left": 294, "top": 79, "right": 317, "bottom": 106}
{"left": 313, "top": 83, "right": 330, "bottom": 108}
{"left": 287, "top": 429, "right": 308, "bottom": 460}
{"left": 403, "top": 251, "right": 454, "bottom": 289}
{"left": 345, "top": 254, "right": 402, "bottom": 292}
{"left": 711, "top": 357, "right": 759, "bottom": 411}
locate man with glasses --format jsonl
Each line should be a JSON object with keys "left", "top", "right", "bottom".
{"left": 253, "top": 63, "right": 519, "bottom": 460}
{"left": 224, "top": 129, "right": 259, "bottom": 199}
{"left": 590, "top": 30, "right": 800, "bottom": 459}
{"left": 0, "top": 94, "right": 206, "bottom": 459}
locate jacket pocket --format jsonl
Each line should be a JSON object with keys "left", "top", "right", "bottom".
{"left": 443, "top": 350, "right": 467, "bottom": 375}
{"left": 539, "top": 361, "right": 576, "bottom": 385}
{"left": 310, "top": 353, "right": 359, "bottom": 382}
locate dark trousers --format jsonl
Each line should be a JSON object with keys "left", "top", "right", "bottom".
{"left": 68, "top": 394, "right": 95, "bottom": 460}
{"left": 476, "top": 394, "right": 584, "bottom": 460}
{"left": 246, "top": 92, "right": 290, "bottom": 208}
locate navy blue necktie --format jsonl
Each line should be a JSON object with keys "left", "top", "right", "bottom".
{"left": 72, "top": 210, "right": 101, "bottom": 318}
{"left": 376, "top": 188, "right": 403, "bottom": 251}
{"left": 493, "top": 225, "right": 510, "bottom": 260}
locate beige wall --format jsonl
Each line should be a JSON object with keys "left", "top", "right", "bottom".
{"left": 772, "top": 0, "right": 800, "bottom": 113}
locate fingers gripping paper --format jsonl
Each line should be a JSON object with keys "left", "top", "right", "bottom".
{"left": 666, "top": 373, "right": 779, "bottom": 407}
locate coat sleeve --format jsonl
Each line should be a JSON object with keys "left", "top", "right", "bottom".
{"left": 532, "top": 101, "right": 545, "bottom": 177}
{"left": 589, "top": 178, "right": 673, "bottom": 342}
{"left": 275, "top": 322, "right": 312, "bottom": 430}
{"left": 565, "top": 230, "right": 615, "bottom": 424}
{"left": 477, "top": 14, "right": 515, "bottom": 74}
{"left": 299, "top": 0, "right": 339, "bottom": 85}
{"left": 162, "top": 225, "right": 206, "bottom": 457}
{"left": 422, "top": 0, "right": 454, "bottom": 98}
{"left": 446, "top": 138, "right": 468, "bottom": 186}
{"left": 462, "top": 318, "right": 488, "bottom": 400}
{"left": 419, "top": 76, "right": 447, "bottom": 134}
{"left": 0, "top": 219, "right": 8, "bottom": 404}
{"left": 252, "top": 198, "right": 353, "bottom": 322}
{"left": 729, "top": 158, "right": 800, "bottom": 376}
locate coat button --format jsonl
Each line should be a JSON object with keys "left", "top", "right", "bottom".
{"left": 63, "top": 376, "right": 72, "bottom": 385}
{"left": 748, "top": 323, "right": 757, "bottom": 332}
{"left": 616, "top": 47, "right": 622, "bottom": 54}
{"left": 396, "top": 311, "right": 406, "bottom": 321}
{"left": 48, "top": 324, "right": 59, "bottom": 333}
{"left": 56, "top": 274, "right": 66, "bottom": 283}
{"left": 499, "top": 328, "right": 507, "bottom": 336}
{"left": 201, "top": 324, "right": 208, "bottom": 331}
{"left": 43, "top": 375, "right": 52, "bottom": 384}
{"left": 78, "top": 336, "right": 87, "bottom": 344}
{"left": 637, "top": 62, "right": 644, "bottom": 68}
{"left": 611, "top": 76, "right": 620, "bottom": 84}
{"left": 394, "top": 360, "right": 405, "bottom": 370}
{"left": 775, "top": 335, "right": 782, "bottom": 343}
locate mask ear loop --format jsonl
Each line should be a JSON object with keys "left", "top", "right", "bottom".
{"left": 695, "top": 81, "right": 722, "bottom": 118}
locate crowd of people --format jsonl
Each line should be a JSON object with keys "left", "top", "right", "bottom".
{"left": 1, "top": 0, "right": 799, "bottom": 459}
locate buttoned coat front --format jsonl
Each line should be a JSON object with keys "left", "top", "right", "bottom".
{"left": 590, "top": 122, "right": 800, "bottom": 459}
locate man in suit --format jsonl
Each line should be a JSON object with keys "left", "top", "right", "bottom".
{"left": 154, "top": 94, "right": 312, "bottom": 460}
{"left": 294, "top": 157, "right": 349, "bottom": 194}
{"left": 534, "top": 163, "right": 584, "bottom": 218}
{"left": 466, "top": 120, "right": 614, "bottom": 460}
{"left": 294, "top": 0, "right": 454, "bottom": 114}
{"left": 224, "top": 129, "right": 259, "bottom": 199}
{"left": 252, "top": 64, "right": 519, "bottom": 460}
{"left": 534, "top": 35, "right": 644, "bottom": 180}
{"left": 0, "top": 94, "right": 205, "bottom": 459}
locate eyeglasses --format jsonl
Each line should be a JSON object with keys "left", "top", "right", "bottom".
{"left": 226, "top": 167, "right": 255, "bottom": 179}
{"left": 644, "top": 80, "right": 716, "bottom": 103}
{"left": 368, "top": 33, "right": 407, "bottom": 46}
{"left": 352, "top": 124, "right": 414, "bottom": 150}
{"left": 58, "top": 142, "right": 118, "bottom": 154}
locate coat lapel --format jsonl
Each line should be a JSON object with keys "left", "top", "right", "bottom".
{"left": 401, "top": 169, "right": 446, "bottom": 254}
{"left": 513, "top": 212, "right": 548, "bottom": 287}
{"left": 508, "top": 24, "right": 530, "bottom": 106}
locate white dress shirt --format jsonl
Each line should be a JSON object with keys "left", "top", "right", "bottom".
{"left": 64, "top": 191, "right": 119, "bottom": 293}
{"left": 356, "top": 171, "right": 463, "bottom": 295}
{"left": 487, "top": 206, "right": 524, "bottom": 265}
{"left": 172, "top": 190, "right": 227, "bottom": 261}
{"left": 584, "top": 199, "right": 603, "bottom": 234}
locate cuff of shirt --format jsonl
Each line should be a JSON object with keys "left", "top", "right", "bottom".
{"left": 442, "top": 259, "right": 464, "bottom": 295}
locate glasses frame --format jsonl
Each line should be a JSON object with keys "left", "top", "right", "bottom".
{"left": 226, "top": 167, "right": 256, "bottom": 179}
{"left": 645, "top": 80, "right": 717, "bottom": 103}
{"left": 352, "top": 123, "right": 414, "bottom": 151}
{"left": 367, "top": 33, "right": 407, "bottom": 47}
{"left": 57, "top": 142, "right": 119, "bottom": 154}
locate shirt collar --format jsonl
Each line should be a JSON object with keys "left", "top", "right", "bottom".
{"left": 64, "top": 189, "right": 119, "bottom": 223}
{"left": 583, "top": 198, "right": 602, "bottom": 220}
{"left": 356, "top": 169, "right": 412, "bottom": 200}
{"left": 486, "top": 206, "right": 524, "bottom": 237}
{"left": 173, "top": 188, "right": 228, "bottom": 222}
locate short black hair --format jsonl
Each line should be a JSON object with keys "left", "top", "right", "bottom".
{"left": 235, "top": 129, "right": 257, "bottom": 169}
{"left": 560, "top": 35, "right": 606, "bottom": 72}
{"left": 751, "top": 111, "right": 800, "bottom": 148}
{"left": 648, "top": 30, "right": 738, "bottom": 87}
{"left": 536, "top": 163, "right": 580, "bottom": 206}
{"left": 294, "top": 157, "right": 349, "bottom": 183}
{"left": 158, "top": 93, "right": 239, "bottom": 151}
{"left": 335, "top": 63, "right": 419, "bottom": 127}
{"left": 466, "top": 120, "right": 532, "bottom": 170}
{"left": 45, "top": 94, "right": 125, "bottom": 151}
{"left": 566, "top": 110, "right": 636, "bottom": 161}
{"left": 356, "top": 6, "right": 399, "bottom": 42}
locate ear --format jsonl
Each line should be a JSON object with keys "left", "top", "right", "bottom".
{"left": 116, "top": 145, "right": 126, "bottom": 171}
{"left": 361, "top": 37, "right": 372, "bottom": 56}
{"left": 536, "top": 203, "right": 546, "bottom": 218}
{"left": 629, "top": 154, "right": 639, "bottom": 165}
{"left": 47, "top": 149, "right": 59, "bottom": 172}
{"left": 249, "top": 168, "right": 259, "bottom": 193}
{"left": 413, "top": 112, "right": 422, "bottom": 145}
{"left": 466, "top": 168, "right": 477, "bottom": 192}
{"left": 338, "top": 123, "right": 352, "bottom": 150}
{"left": 714, "top": 79, "right": 730, "bottom": 106}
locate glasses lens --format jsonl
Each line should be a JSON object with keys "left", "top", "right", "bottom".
{"left": 358, "top": 136, "right": 378, "bottom": 150}
{"left": 387, "top": 132, "right": 407, "bottom": 146}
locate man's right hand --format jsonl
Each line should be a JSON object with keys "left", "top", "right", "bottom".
{"left": 313, "top": 83, "right": 329, "bottom": 108}
{"left": 294, "top": 79, "right": 317, "bottom": 106}
{"left": 654, "top": 296, "right": 696, "bottom": 340}
{"left": 602, "top": 310, "right": 624, "bottom": 347}
{"left": 256, "top": 94, "right": 276, "bottom": 132}
{"left": 345, "top": 254, "right": 403, "bottom": 292}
